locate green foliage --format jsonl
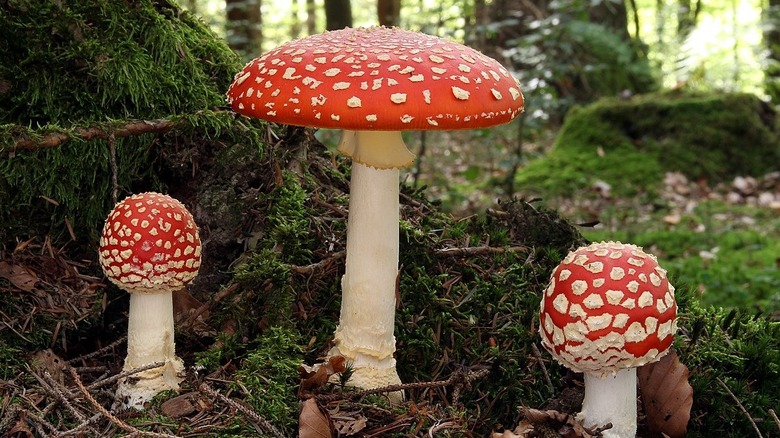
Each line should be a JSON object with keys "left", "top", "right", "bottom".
{"left": 515, "top": 92, "right": 780, "bottom": 199}
{"left": 507, "top": 1, "right": 658, "bottom": 128}
{"left": 233, "top": 326, "right": 304, "bottom": 432}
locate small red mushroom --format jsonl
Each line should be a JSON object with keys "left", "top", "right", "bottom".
{"left": 539, "top": 241, "right": 677, "bottom": 437}
{"left": 226, "top": 26, "right": 524, "bottom": 400}
{"left": 98, "top": 192, "right": 202, "bottom": 409}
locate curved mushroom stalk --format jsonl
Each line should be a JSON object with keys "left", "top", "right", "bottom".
{"left": 116, "top": 292, "right": 184, "bottom": 409}
{"left": 579, "top": 369, "right": 637, "bottom": 438}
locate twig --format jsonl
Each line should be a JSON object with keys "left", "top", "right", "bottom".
{"left": 318, "top": 369, "right": 490, "bottom": 403}
{"left": 717, "top": 377, "right": 764, "bottom": 438}
{"left": 288, "top": 251, "right": 345, "bottom": 275}
{"left": 109, "top": 133, "right": 118, "bottom": 204}
{"left": 769, "top": 409, "right": 780, "bottom": 431}
{"left": 531, "top": 343, "right": 555, "bottom": 392}
{"left": 68, "top": 336, "right": 127, "bottom": 365}
{"left": 11, "top": 119, "right": 178, "bottom": 151}
{"left": 67, "top": 366, "right": 179, "bottom": 438}
{"left": 198, "top": 382, "right": 286, "bottom": 438}
{"left": 41, "top": 371, "right": 87, "bottom": 423}
{"left": 58, "top": 413, "right": 103, "bottom": 437}
{"left": 435, "top": 245, "right": 528, "bottom": 257}
{"left": 88, "top": 361, "right": 165, "bottom": 390}
{"left": 185, "top": 283, "right": 239, "bottom": 327}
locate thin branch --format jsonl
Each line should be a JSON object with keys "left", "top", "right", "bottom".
{"left": 198, "top": 382, "right": 286, "bottom": 438}
{"left": 435, "top": 245, "right": 529, "bottom": 257}
{"left": 717, "top": 377, "right": 764, "bottom": 438}
{"left": 87, "top": 361, "right": 165, "bottom": 391}
{"left": 10, "top": 119, "right": 177, "bottom": 151}
{"left": 109, "top": 133, "right": 118, "bottom": 204}
{"left": 67, "top": 366, "right": 179, "bottom": 438}
{"left": 769, "top": 409, "right": 780, "bottom": 431}
{"left": 288, "top": 251, "right": 345, "bottom": 275}
{"left": 68, "top": 336, "right": 127, "bottom": 365}
{"left": 317, "top": 368, "right": 490, "bottom": 403}
{"left": 532, "top": 343, "right": 554, "bottom": 393}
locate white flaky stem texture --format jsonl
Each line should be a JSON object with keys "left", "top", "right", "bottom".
{"left": 331, "top": 131, "right": 410, "bottom": 402}
{"left": 116, "top": 292, "right": 184, "bottom": 409}
{"left": 579, "top": 368, "right": 638, "bottom": 438}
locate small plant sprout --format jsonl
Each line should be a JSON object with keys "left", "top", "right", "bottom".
{"left": 99, "top": 192, "right": 202, "bottom": 409}
{"left": 226, "top": 26, "right": 524, "bottom": 401}
{"left": 539, "top": 241, "right": 678, "bottom": 437}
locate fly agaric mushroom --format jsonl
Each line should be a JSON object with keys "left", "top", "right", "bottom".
{"left": 539, "top": 241, "right": 677, "bottom": 437}
{"left": 98, "top": 192, "right": 202, "bottom": 409}
{"left": 226, "top": 26, "right": 524, "bottom": 399}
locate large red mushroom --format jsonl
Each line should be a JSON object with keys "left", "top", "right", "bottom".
{"left": 539, "top": 241, "right": 678, "bottom": 437}
{"left": 226, "top": 26, "right": 524, "bottom": 400}
{"left": 99, "top": 192, "right": 202, "bottom": 409}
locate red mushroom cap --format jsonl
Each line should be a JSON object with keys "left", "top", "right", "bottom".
{"left": 98, "top": 192, "right": 202, "bottom": 294}
{"left": 226, "top": 26, "right": 524, "bottom": 131}
{"left": 539, "top": 241, "right": 677, "bottom": 375}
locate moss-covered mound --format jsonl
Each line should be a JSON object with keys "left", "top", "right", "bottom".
{"left": 1, "top": 2, "right": 779, "bottom": 437}
{"left": 516, "top": 92, "right": 780, "bottom": 199}
{"left": 0, "top": 0, "right": 241, "bottom": 243}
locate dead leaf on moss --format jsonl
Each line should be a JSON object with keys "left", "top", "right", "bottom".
{"left": 299, "top": 398, "right": 333, "bottom": 438}
{"left": 0, "top": 261, "right": 39, "bottom": 291}
{"left": 299, "top": 355, "right": 347, "bottom": 395}
{"left": 6, "top": 413, "right": 35, "bottom": 438}
{"left": 517, "top": 407, "right": 604, "bottom": 437}
{"left": 638, "top": 349, "right": 693, "bottom": 437}
{"left": 491, "top": 420, "right": 534, "bottom": 437}
{"left": 333, "top": 415, "right": 367, "bottom": 435}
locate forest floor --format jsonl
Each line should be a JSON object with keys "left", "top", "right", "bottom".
{"left": 1, "top": 128, "right": 778, "bottom": 437}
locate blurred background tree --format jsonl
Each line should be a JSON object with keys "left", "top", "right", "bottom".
{"left": 186, "top": 0, "right": 772, "bottom": 114}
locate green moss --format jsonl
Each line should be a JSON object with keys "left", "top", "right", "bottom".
{"left": 584, "top": 200, "right": 780, "bottom": 314}
{"left": 516, "top": 92, "right": 780, "bottom": 199}
{"left": 676, "top": 295, "right": 780, "bottom": 436}
{"left": 0, "top": 0, "right": 242, "bottom": 244}
{"left": 233, "top": 326, "right": 304, "bottom": 433}
{"left": 0, "top": 344, "right": 24, "bottom": 380}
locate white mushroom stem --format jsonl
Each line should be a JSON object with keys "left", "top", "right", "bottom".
{"left": 116, "top": 292, "right": 184, "bottom": 409}
{"left": 330, "top": 130, "right": 413, "bottom": 400}
{"left": 579, "top": 368, "right": 638, "bottom": 438}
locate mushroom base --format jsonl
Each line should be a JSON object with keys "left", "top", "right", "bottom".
{"left": 115, "top": 357, "right": 184, "bottom": 409}
{"left": 116, "top": 292, "right": 184, "bottom": 410}
{"left": 578, "top": 368, "right": 637, "bottom": 438}
{"left": 328, "top": 346, "right": 404, "bottom": 403}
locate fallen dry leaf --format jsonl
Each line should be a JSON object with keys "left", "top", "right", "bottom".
{"left": 333, "top": 415, "right": 367, "bottom": 435}
{"left": 299, "top": 398, "right": 333, "bottom": 438}
{"left": 0, "top": 261, "right": 39, "bottom": 291}
{"left": 299, "top": 355, "right": 347, "bottom": 395}
{"left": 491, "top": 420, "right": 534, "bottom": 437}
{"left": 638, "top": 348, "right": 693, "bottom": 437}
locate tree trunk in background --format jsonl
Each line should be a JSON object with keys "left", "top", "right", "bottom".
{"left": 226, "top": 0, "right": 263, "bottom": 58}
{"left": 291, "top": 0, "right": 301, "bottom": 39}
{"left": 307, "top": 0, "right": 317, "bottom": 34}
{"left": 588, "top": 0, "right": 630, "bottom": 39}
{"left": 378, "top": 0, "right": 401, "bottom": 27}
{"left": 765, "top": 0, "right": 780, "bottom": 102}
{"left": 325, "top": 0, "right": 352, "bottom": 30}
